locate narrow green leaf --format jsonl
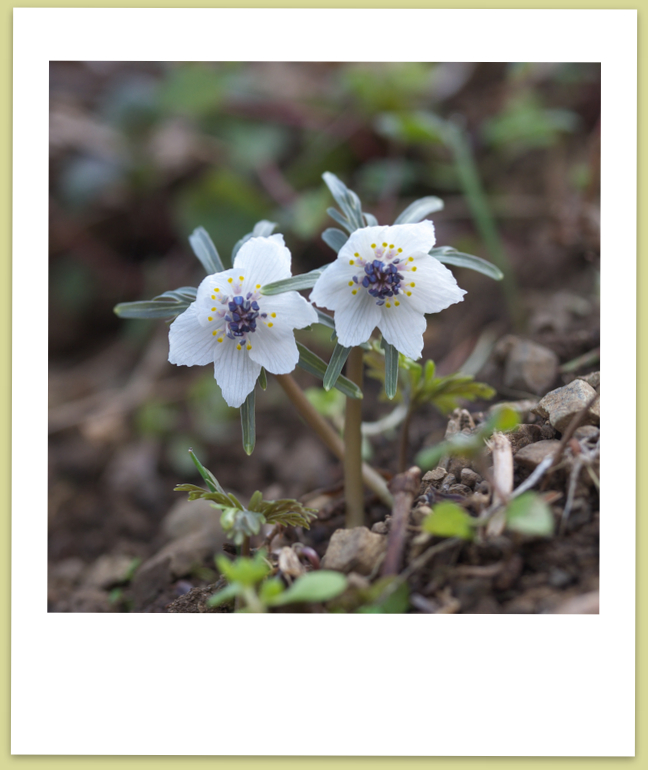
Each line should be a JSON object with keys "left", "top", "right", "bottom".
{"left": 240, "top": 389, "right": 256, "bottom": 456}
{"left": 296, "top": 343, "right": 363, "bottom": 400}
{"left": 321, "top": 228, "right": 348, "bottom": 253}
{"left": 261, "top": 267, "right": 325, "bottom": 295}
{"left": 430, "top": 247, "right": 504, "bottom": 280}
{"left": 505, "top": 493, "right": 554, "bottom": 537}
{"left": 326, "top": 206, "right": 353, "bottom": 233}
{"left": 422, "top": 502, "right": 474, "bottom": 540}
{"left": 231, "top": 220, "right": 278, "bottom": 262}
{"left": 248, "top": 490, "right": 263, "bottom": 512}
{"left": 363, "top": 211, "right": 379, "bottom": 227}
{"left": 188, "top": 449, "right": 224, "bottom": 494}
{"left": 113, "top": 286, "right": 197, "bottom": 320}
{"left": 381, "top": 337, "right": 399, "bottom": 400}
{"left": 267, "top": 570, "right": 348, "bottom": 606}
{"left": 394, "top": 196, "right": 444, "bottom": 225}
{"left": 189, "top": 226, "right": 224, "bottom": 274}
{"left": 258, "top": 368, "right": 267, "bottom": 391}
{"left": 323, "top": 343, "right": 351, "bottom": 391}
{"left": 322, "top": 172, "right": 364, "bottom": 230}
{"left": 314, "top": 308, "right": 335, "bottom": 330}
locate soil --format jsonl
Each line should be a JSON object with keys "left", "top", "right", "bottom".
{"left": 47, "top": 62, "right": 600, "bottom": 614}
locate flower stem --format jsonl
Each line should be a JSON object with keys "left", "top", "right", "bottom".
{"left": 397, "top": 403, "right": 414, "bottom": 474}
{"left": 343, "top": 346, "right": 365, "bottom": 528}
{"left": 274, "top": 373, "right": 393, "bottom": 509}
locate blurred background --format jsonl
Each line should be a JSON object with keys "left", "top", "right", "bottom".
{"left": 48, "top": 62, "right": 600, "bottom": 610}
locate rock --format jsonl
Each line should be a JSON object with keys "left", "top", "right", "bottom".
{"left": 574, "top": 425, "right": 600, "bottom": 441}
{"left": 440, "top": 474, "right": 457, "bottom": 492}
{"left": 460, "top": 468, "right": 482, "bottom": 489}
{"left": 162, "top": 497, "right": 224, "bottom": 540}
{"left": 84, "top": 554, "right": 134, "bottom": 589}
{"left": 447, "top": 484, "right": 472, "bottom": 497}
{"left": 321, "top": 527, "right": 387, "bottom": 576}
{"left": 411, "top": 505, "right": 432, "bottom": 526}
{"left": 577, "top": 371, "right": 600, "bottom": 391}
{"left": 422, "top": 467, "right": 447, "bottom": 486}
{"left": 508, "top": 424, "right": 544, "bottom": 454}
{"left": 132, "top": 527, "right": 225, "bottom": 608}
{"left": 515, "top": 440, "right": 562, "bottom": 469}
{"left": 447, "top": 456, "right": 472, "bottom": 480}
{"left": 534, "top": 380, "right": 600, "bottom": 433}
{"left": 166, "top": 579, "right": 231, "bottom": 613}
{"left": 371, "top": 520, "right": 390, "bottom": 535}
{"left": 501, "top": 337, "right": 559, "bottom": 395}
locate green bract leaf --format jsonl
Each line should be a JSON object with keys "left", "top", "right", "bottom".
{"left": 188, "top": 226, "right": 224, "bottom": 275}
{"left": 268, "top": 570, "right": 348, "bottom": 606}
{"left": 296, "top": 343, "right": 363, "bottom": 400}
{"left": 257, "top": 497, "right": 317, "bottom": 529}
{"left": 231, "top": 220, "right": 278, "bottom": 262}
{"left": 363, "top": 212, "right": 379, "bottom": 227}
{"left": 394, "top": 196, "right": 444, "bottom": 225}
{"left": 258, "top": 368, "right": 267, "bottom": 390}
{"left": 322, "top": 172, "right": 364, "bottom": 231}
{"left": 240, "top": 389, "right": 256, "bottom": 456}
{"left": 381, "top": 337, "right": 399, "bottom": 400}
{"left": 219, "top": 508, "right": 265, "bottom": 545}
{"left": 247, "top": 490, "right": 263, "bottom": 512}
{"left": 215, "top": 553, "right": 270, "bottom": 587}
{"left": 422, "top": 502, "right": 475, "bottom": 540}
{"left": 326, "top": 207, "right": 353, "bottom": 233}
{"left": 314, "top": 309, "right": 335, "bottom": 330}
{"left": 430, "top": 246, "right": 504, "bottom": 281}
{"left": 261, "top": 266, "right": 326, "bottom": 295}
{"left": 258, "top": 577, "right": 285, "bottom": 604}
{"left": 188, "top": 448, "right": 224, "bottom": 494}
{"left": 323, "top": 343, "right": 351, "bottom": 391}
{"left": 113, "top": 286, "right": 197, "bottom": 320}
{"left": 505, "top": 493, "right": 554, "bottom": 537}
{"left": 322, "top": 227, "right": 349, "bottom": 253}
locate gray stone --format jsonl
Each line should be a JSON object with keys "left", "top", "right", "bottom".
{"left": 371, "top": 520, "right": 390, "bottom": 535}
{"left": 534, "top": 379, "right": 600, "bottom": 433}
{"left": 162, "top": 497, "right": 224, "bottom": 540}
{"left": 447, "top": 484, "right": 472, "bottom": 497}
{"left": 514, "top": 440, "right": 562, "bottom": 469}
{"left": 577, "top": 371, "right": 600, "bottom": 391}
{"left": 460, "top": 468, "right": 482, "bottom": 489}
{"left": 422, "top": 467, "right": 447, "bottom": 486}
{"left": 321, "top": 527, "right": 387, "bottom": 576}
{"left": 84, "top": 554, "right": 134, "bottom": 589}
{"left": 502, "top": 337, "right": 559, "bottom": 395}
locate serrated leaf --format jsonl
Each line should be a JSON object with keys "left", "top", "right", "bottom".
{"left": 113, "top": 286, "right": 197, "bottom": 320}
{"left": 505, "top": 493, "right": 554, "bottom": 537}
{"left": 430, "top": 246, "right": 504, "bottom": 281}
{"left": 261, "top": 267, "right": 325, "bottom": 295}
{"left": 323, "top": 343, "right": 351, "bottom": 391}
{"left": 231, "top": 220, "right": 278, "bottom": 261}
{"left": 188, "top": 226, "right": 224, "bottom": 275}
{"left": 322, "top": 227, "right": 349, "bottom": 253}
{"left": 422, "top": 502, "right": 474, "bottom": 540}
{"left": 381, "top": 337, "right": 399, "bottom": 400}
{"left": 394, "top": 196, "right": 444, "bottom": 225}
{"left": 296, "top": 343, "right": 363, "bottom": 400}
{"left": 240, "top": 388, "right": 256, "bottom": 455}
{"left": 267, "top": 570, "right": 348, "bottom": 606}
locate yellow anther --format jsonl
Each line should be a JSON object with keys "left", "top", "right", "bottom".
{"left": 408, "top": 256, "right": 414, "bottom": 262}
{"left": 382, "top": 242, "right": 387, "bottom": 247}
{"left": 348, "top": 281, "right": 354, "bottom": 286}
{"left": 228, "top": 277, "right": 233, "bottom": 284}
{"left": 354, "top": 252, "right": 359, "bottom": 257}
{"left": 389, "top": 244, "right": 394, "bottom": 249}
{"left": 208, "top": 316, "right": 213, "bottom": 322}
{"left": 246, "top": 344, "right": 252, "bottom": 351}
{"left": 214, "top": 288, "right": 220, "bottom": 292}
{"left": 268, "top": 322, "right": 274, "bottom": 328}
{"left": 411, "top": 266, "right": 417, "bottom": 272}
{"left": 349, "top": 260, "right": 355, "bottom": 265}
{"left": 211, "top": 307, "right": 216, "bottom": 311}
{"left": 211, "top": 295, "right": 216, "bottom": 300}
{"left": 410, "top": 282, "right": 416, "bottom": 287}
{"left": 271, "top": 312, "right": 276, "bottom": 318}
{"left": 395, "top": 300, "right": 400, "bottom": 306}
{"left": 256, "top": 284, "right": 261, "bottom": 289}
{"left": 218, "top": 337, "right": 224, "bottom": 343}
{"left": 406, "top": 291, "right": 412, "bottom": 296}
{"left": 386, "top": 302, "right": 392, "bottom": 308}
{"left": 236, "top": 343, "right": 242, "bottom": 350}
{"left": 398, "top": 248, "right": 402, "bottom": 253}
{"left": 371, "top": 243, "right": 376, "bottom": 249}
{"left": 239, "top": 276, "right": 244, "bottom": 281}
{"left": 212, "top": 330, "right": 217, "bottom": 336}
{"left": 352, "top": 289, "right": 357, "bottom": 295}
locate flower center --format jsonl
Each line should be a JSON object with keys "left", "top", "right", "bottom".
{"left": 225, "top": 294, "right": 260, "bottom": 339}
{"left": 360, "top": 259, "right": 404, "bottom": 304}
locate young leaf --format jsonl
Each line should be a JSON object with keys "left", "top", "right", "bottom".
{"left": 258, "top": 368, "right": 267, "bottom": 390}
{"left": 394, "top": 196, "right": 444, "bottom": 225}
{"left": 296, "top": 343, "right": 363, "bottom": 400}
{"left": 240, "top": 388, "right": 256, "bottom": 455}
{"left": 188, "top": 226, "right": 225, "bottom": 275}
{"left": 247, "top": 490, "right": 264, "bottom": 512}
{"left": 206, "top": 583, "right": 240, "bottom": 608}
{"left": 326, "top": 206, "right": 353, "bottom": 233}
{"left": 188, "top": 448, "right": 224, "bottom": 494}
{"left": 505, "top": 492, "right": 554, "bottom": 537}
{"left": 430, "top": 246, "right": 504, "bottom": 281}
{"left": 231, "top": 220, "right": 278, "bottom": 261}
{"left": 113, "top": 286, "right": 197, "bottom": 320}
{"left": 267, "top": 570, "right": 348, "bottom": 606}
{"left": 323, "top": 343, "right": 351, "bottom": 391}
{"left": 381, "top": 337, "right": 399, "bottom": 400}
{"left": 322, "top": 172, "right": 364, "bottom": 230}
{"left": 322, "top": 228, "right": 349, "bottom": 253}
{"left": 261, "top": 267, "right": 325, "bottom": 295}
{"left": 363, "top": 211, "right": 379, "bottom": 227}
{"left": 422, "top": 502, "right": 474, "bottom": 540}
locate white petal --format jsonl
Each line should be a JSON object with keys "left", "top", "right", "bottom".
{"left": 337, "top": 226, "right": 389, "bottom": 263}
{"left": 330, "top": 290, "right": 382, "bottom": 348}
{"left": 261, "top": 291, "right": 318, "bottom": 331}
{"left": 401, "top": 255, "right": 466, "bottom": 315}
{"left": 248, "top": 324, "right": 299, "bottom": 374}
{"left": 195, "top": 270, "right": 238, "bottom": 322}
{"left": 310, "top": 258, "right": 359, "bottom": 311}
{"left": 383, "top": 221, "right": 436, "bottom": 256}
{"left": 378, "top": 301, "right": 427, "bottom": 360}
{"left": 233, "top": 234, "right": 292, "bottom": 287}
{"left": 212, "top": 338, "right": 261, "bottom": 408}
{"left": 168, "top": 304, "right": 217, "bottom": 366}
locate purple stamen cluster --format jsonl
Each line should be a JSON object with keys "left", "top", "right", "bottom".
{"left": 226, "top": 293, "right": 261, "bottom": 338}
{"left": 359, "top": 259, "right": 404, "bottom": 305}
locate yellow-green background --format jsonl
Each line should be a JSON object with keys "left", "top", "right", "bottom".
{"left": 2, "top": 0, "right": 641, "bottom": 766}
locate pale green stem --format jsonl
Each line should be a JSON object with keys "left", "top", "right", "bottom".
{"left": 344, "top": 347, "right": 365, "bottom": 528}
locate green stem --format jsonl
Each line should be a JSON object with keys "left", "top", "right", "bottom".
{"left": 344, "top": 347, "right": 365, "bottom": 528}
{"left": 274, "top": 373, "right": 393, "bottom": 509}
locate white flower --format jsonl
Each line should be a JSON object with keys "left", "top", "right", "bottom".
{"left": 169, "top": 234, "right": 317, "bottom": 408}
{"left": 310, "top": 221, "right": 466, "bottom": 360}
